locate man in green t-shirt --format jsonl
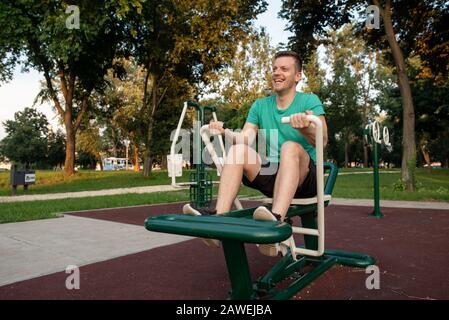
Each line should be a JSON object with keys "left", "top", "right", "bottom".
{"left": 184, "top": 51, "right": 328, "bottom": 256}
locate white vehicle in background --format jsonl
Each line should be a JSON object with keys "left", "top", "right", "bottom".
{"left": 103, "top": 157, "right": 133, "bottom": 171}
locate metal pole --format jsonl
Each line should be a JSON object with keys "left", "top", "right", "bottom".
{"left": 199, "top": 106, "right": 205, "bottom": 208}
{"left": 170, "top": 102, "right": 188, "bottom": 187}
{"left": 194, "top": 108, "right": 203, "bottom": 208}
{"left": 370, "top": 141, "right": 384, "bottom": 218}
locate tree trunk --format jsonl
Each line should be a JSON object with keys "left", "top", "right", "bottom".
{"left": 362, "top": 52, "right": 373, "bottom": 169}
{"left": 142, "top": 71, "right": 167, "bottom": 177}
{"left": 133, "top": 144, "right": 140, "bottom": 172}
{"left": 161, "top": 154, "right": 168, "bottom": 170}
{"left": 143, "top": 119, "right": 154, "bottom": 176}
{"left": 111, "top": 128, "right": 117, "bottom": 157}
{"left": 344, "top": 141, "right": 349, "bottom": 168}
{"left": 379, "top": 0, "right": 416, "bottom": 191}
{"left": 90, "top": 159, "right": 96, "bottom": 170}
{"left": 97, "top": 153, "right": 104, "bottom": 171}
{"left": 64, "top": 122, "right": 76, "bottom": 176}
{"left": 42, "top": 65, "right": 90, "bottom": 177}
{"left": 363, "top": 144, "right": 369, "bottom": 168}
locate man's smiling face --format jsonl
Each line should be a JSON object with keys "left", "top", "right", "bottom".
{"left": 271, "top": 56, "right": 301, "bottom": 94}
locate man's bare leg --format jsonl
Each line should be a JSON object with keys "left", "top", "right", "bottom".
{"left": 271, "top": 141, "right": 310, "bottom": 220}
{"left": 215, "top": 144, "right": 261, "bottom": 214}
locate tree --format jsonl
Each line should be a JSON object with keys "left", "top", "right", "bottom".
{"left": 204, "top": 29, "right": 276, "bottom": 129}
{"left": 280, "top": 0, "right": 448, "bottom": 191}
{"left": 47, "top": 129, "right": 66, "bottom": 169}
{"left": 102, "top": 58, "right": 147, "bottom": 172}
{"left": 0, "top": 0, "right": 143, "bottom": 176}
{"left": 0, "top": 107, "right": 48, "bottom": 168}
{"left": 322, "top": 28, "right": 364, "bottom": 167}
{"left": 380, "top": 56, "right": 449, "bottom": 169}
{"left": 391, "top": 1, "right": 449, "bottom": 81}
{"left": 131, "top": 0, "right": 268, "bottom": 176}
{"left": 302, "top": 50, "right": 326, "bottom": 96}
{"left": 150, "top": 77, "right": 193, "bottom": 169}
{"left": 302, "top": 25, "right": 378, "bottom": 167}
{"left": 76, "top": 120, "right": 104, "bottom": 170}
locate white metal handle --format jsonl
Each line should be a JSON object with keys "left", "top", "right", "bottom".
{"left": 372, "top": 121, "right": 381, "bottom": 144}
{"left": 281, "top": 117, "right": 290, "bottom": 124}
{"left": 383, "top": 126, "right": 391, "bottom": 147}
{"left": 212, "top": 112, "right": 226, "bottom": 161}
{"left": 170, "top": 102, "right": 189, "bottom": 188}
{"left": 200, "top": 125, "right": 243, "bottom": 210}
{"left": 281, "top": 114, "right": 325, "bottom": 257}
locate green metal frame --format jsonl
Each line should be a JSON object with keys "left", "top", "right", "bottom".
{"left": 189, "top": 170, "right": 213, "bottom": 209}
{"left": 363, "top": 126, "right": 384, "bottom": 218}
{"left": 145, "top": 162, "right": 376, "bottom": 300}
{"left": 187, "top": 101, "right": 216, "bottom": 209}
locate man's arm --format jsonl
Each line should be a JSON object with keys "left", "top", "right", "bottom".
{"left": 225, "top": 122, "right": 258, "bottom": 146}
{"left": 289, "top": 111, "right": 328, "bottom": 147}
{"left": 209, "top": 121, "right": 258, "bottom": 146}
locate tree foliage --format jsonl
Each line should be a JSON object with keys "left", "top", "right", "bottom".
{"left": 47, "top": 129, "right": 66, "bottom": 169}
{"left": 280, "top": 0, "right": 448, "bottom": 190}
{"left": 76, "top": 120, "right": 104, "bottom": 170}
{"left": 204, "top": 29, "right": 276, "bottom": 129}
{"left": 129, "top": 0, "right": 268, "bottom": 176}
{"left": 100, "top": 58, "right": 147, "bottom": 170}
{"left": 0, "top": 107, "right": 49, "bottom": 167}
{"left": 0, "top": 0, "right": 143, "bottom": 176}
{"left": 380, "top": 56, "right": 449, "bottom": 168}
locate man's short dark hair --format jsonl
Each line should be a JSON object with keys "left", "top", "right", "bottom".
{"left": 274, "top": 51, "right": 302, "bottom": 72}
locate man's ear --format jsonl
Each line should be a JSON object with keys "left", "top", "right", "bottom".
{"left": 296, "top": 71, "right": 302, "bottom": 83}
{"left": 295, "top": 71, "right": 302, "bottom": 84}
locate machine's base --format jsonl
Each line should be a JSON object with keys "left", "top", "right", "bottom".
{"left": 252, "top": 248, "right": 375, "bottom": 300}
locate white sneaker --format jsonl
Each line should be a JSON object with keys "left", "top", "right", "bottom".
{"left": 253, "top": 206, "right": 281, "bottom": 257}
{"left": 182, "top": 204, "right": 220, "bottom": 248}
{"left": 279, "top": 237, "right": 293, "bottom": 257}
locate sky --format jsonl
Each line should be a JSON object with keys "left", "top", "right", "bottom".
{"left": 0, "top": 0, "right": 293, "bottom": 140}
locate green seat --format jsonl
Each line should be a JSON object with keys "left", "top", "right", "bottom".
{"left": 145, "top": 214, "right": 292, "bottom": 244}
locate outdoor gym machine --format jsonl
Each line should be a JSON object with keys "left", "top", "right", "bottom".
{"left": 364, "top": 121, "right": 392, "bottom": 218}
{"left": 148, "top": 115, "right": 375, "bottom": 299}
{"left": 168, "top": 101, "right": 238, "bottom": 210}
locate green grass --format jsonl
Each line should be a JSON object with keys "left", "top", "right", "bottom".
{"left": 0, "top": 169, "right": 206, "bottom": 196}
{"left": 333, "top": 168, "right": 449, "bottom": 201}
{"left": 0, "top": 190, "right": 191, "bottom": 224}
{"left": 0, "top": 167, "right": 401, "bottom": 196}
{"left": 0, "top": 184, "right": 262, "bottom": 224}
{"left": 338, "top": 167, "right": 399, "bottom": 173}
{"left": 1, "top": 167, "right": 448, "bottom": 224}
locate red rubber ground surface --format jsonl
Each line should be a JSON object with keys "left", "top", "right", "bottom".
{"left": 1, "top": 201, "right": 448, "bottom": 300}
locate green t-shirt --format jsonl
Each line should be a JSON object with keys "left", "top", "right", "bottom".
{"left": 245, "top": 92, "right": 325, "bottom": 163}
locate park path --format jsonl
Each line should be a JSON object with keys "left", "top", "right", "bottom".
{"left": 0, "top": 211, "right": 191, "bottom": 287}
{"left": 0, "top": 185, "right": 186, "bottom": 203}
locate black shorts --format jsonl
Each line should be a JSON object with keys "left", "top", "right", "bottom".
{"left": 241, "top": 159, "right": 317, "bottom": 199}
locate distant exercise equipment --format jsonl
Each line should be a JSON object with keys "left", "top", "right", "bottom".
{"left": 364, "top": 121, "right": 392, "bottom": 218}
{"left": 168, "top": 101, "right": 229, "bottom": 209}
